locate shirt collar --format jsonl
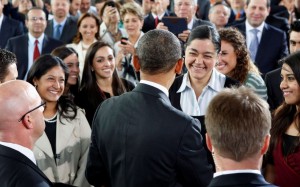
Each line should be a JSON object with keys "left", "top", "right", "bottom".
{"left": 0, "top": 14, "right": 3, "bottom": 26}
{"left": 214, "top": 169, "right": 261, "bottom": 178}
{"left": 177, "top": 69, "right": 226, "bottom": 93}
{"left": 28, "top": 32, "right": 45, "bottom": 44}
{"left": 246, "top": 20, "right": 265, "bottom": 33}
{"left": 188, "top": 17, "right": 194, "bottom": 30}
{"left": 0, "top": 141, "right": 37, "bottom": 164}
{"left": 140, "top": 80, "right": 169, "bottom": 97}
{"left": 53, "top": 18, "right": 67, "bottom": 28}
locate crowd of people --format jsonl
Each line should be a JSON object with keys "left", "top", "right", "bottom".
{"left": 0, "top": 0, "right": 300, "bottom": 186}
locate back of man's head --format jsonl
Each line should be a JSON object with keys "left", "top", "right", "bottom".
{"left": 136, "top": 30, "right": 181, "bottom": 75}
{"left": 205, "top": 86, "right": 271, "bottom": 162}
{"left": 0, "top": 80, "right": 43, "bottom": 146}
{"left": 0, "top": 49, "right": 17, "bottom": 83}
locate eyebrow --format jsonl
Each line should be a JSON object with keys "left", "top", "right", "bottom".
{"left": 188, "top": 47, "right": 215, "bottom": 54}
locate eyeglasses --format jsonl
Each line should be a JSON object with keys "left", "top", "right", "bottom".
{"left": 18, "top": 102, "right": 46, "bottom": 122}
{"left": 29, "top": 17, "right": 46, "bottom": 22}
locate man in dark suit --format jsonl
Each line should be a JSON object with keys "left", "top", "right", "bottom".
{"left": 0, "top": 0, "right": 24, "bottom": 48}
{"left": 205, "top": 86, "right": 275, "bottom": 187}
{"left": 6, "top": 7, "right": 63, "bottom": 80}
{"left": 45, "top": 0, "right": 77, "bottom": 44}
{"left": 231, "top": 0, "right": 288, "bottom": 75}
{"left": 85, "top": 30, "right": 213, "bottom": 187}
{"left": 142, "top": 0, "right": 175, "bottom": 33}
{"left": 0, "top": 80, "right": 52, "bottom": 187}
{"left": 265, "top": 20, "right": 300, "bottom": 111}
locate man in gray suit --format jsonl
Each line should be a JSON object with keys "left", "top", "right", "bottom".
{"left": 85, "top": 30, "right": 213, "bottom": 187}
{"left": 45, "top": 0, "right": 77, "bottom": 44}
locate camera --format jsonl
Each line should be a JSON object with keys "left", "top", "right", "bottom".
{"left": 121, "top": 37, "right": 128, "bottom": 45}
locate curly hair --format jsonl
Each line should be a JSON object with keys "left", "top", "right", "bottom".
{"left": 72, "top": 13, "right": 101, "bottom": 44}
{"left": 218, "top": 27, "right": 259, "bottom": 83}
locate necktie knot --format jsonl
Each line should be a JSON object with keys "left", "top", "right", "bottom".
{"left": 35, "top": 40, "right": 39, "bottom": 45}
{"left": 251, "top": 28, "right": 259, "bottom": 35}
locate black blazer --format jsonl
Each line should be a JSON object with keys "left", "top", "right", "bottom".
{"left": 0, "top": 144, "right": 53, "bottom": 187}
{"left": 86, "top": 83, "right": 213, "bottom": 187}
{"left": 5, "top": 34, "right": 63, "bottom": 79}
{"left": 0, "top": 15, "right": 24, "bottom": 48}
{"left": 45, "top": 17, "right": 78, "bottom": 44}
{"left": 208, "top": 173, "right": 277, "bottom": 187}
{"left": 232, "top": 22, "right": 288, "bottom": 75}
{"left": 265, "top": 68, "right": 282, "bottom": 111}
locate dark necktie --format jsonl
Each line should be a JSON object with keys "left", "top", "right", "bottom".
{"left": 53, "top": 24, "right": 62, "bottom": 40}
{"left": 155, "top": 17, "right": 159, "bottom": 27}
{"left": 33, "top": 40, "right": 40, "bottom": 61}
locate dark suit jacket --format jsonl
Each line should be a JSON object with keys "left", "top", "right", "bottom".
{"left": 5, "top": 34, "right": 63, "bottom": 79}
{"left": 45, "top": 17, "right": 78, "bottom": 44}
{"left": 86, "top": 83, "right": 213, "bottom": 187}
{"left": 0, "top": 144, "right": 53, "bottom": 187}
{"left": 208, "top": 173, "right": 277, "bottom": 187}
{"left": 192, "top": 17, "right": 214, "bottom": 29}
{"left": 232, "top": 22, "right": 288, "bottom": 75}
{"left": 265, "top": 68, "right": 282, "bottom": 111}
{"left": 142, "top": 11, "right": 175, "bottom": 33}
{"left": 0, "top": 15, "right": 24, "bottom": 48}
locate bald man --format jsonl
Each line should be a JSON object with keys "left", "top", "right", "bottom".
{"left": 0, "top": 80, "right": 53, "bottom": 187}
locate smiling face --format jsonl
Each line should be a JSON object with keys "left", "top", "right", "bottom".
{"left": 123, "top": 13, "right": 143, "bottom": 38}
{"left": 92, "top": 46, "right": 115, "bottom": 80}
{"left": 34, "top": 66, "right": 65, "bottom": 103}
{"left": 280, "top": 63, "right": 300, "bottom": 105}
{"left": 185, "top": 39, "right": 218, "bottom": 82}
{"left": 26, "top": 9, "right": 47, "bottom": 38}
{"left": 245, "top": 0, "right": 270, "bottom": 27}
{"left": 64, "top": 53, "right": 79, "bottom": 85}
{"left": 79, "top": 16, "right": 98, "bottom": 41}
{"left": 217, "top": 40, "right": 237, "bottom": 75}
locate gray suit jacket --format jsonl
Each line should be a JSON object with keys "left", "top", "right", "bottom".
{"left": 86, "top": 83, "right": 213, "bottom": 187}
{"left": 45, "top": 17, "right": 78, "bottom": 44}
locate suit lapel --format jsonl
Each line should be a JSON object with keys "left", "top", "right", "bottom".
{"left": 35, "top": 132, "right": 54, "bottom": 158}
{"left": 56, "top": 114, "right": 75, "bottom": 154}
{"left": 46, "top": 20, "right": 54, "bottom": 37}
{"left": 60, "top": 18, "right": 70, "bottom": 41}
{"left": 255, "top": 24, "right": 269, "bottom": 64}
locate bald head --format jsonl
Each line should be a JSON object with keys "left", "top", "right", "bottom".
{"left": 0, "top": 80, "right": 45, "bottom": 149}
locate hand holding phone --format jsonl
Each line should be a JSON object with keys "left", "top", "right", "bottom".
{"left": 121, "top": 37, "right": 128, "bottom": 45}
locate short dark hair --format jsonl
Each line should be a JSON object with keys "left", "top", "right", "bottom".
{"left": 25, "top": 7, "right": 46, "bottom": 20}
{"left": 289, "top": 20, "right": 300, "bottom": 36}
{"left": 136, "top": 30, "right": 182, "bottom": 74}
{"left": 0, "top": 49, "right": 17, "bottom": 82}
{"left": 51, "top": 46, "right": 78, "bottom": 60}
{"left": 186, "top": 25, "right": 221, "bottom": 53}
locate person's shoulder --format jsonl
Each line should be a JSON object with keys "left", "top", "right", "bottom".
{"left": 194, "top": 18, "right": 213, "bottom": 27}
{"left": 265, "top": 68, "right": 281, "bottom": 79}
{"left": 121, "top": 78, "right": 135, "bottom": 91}
{"left": 264, "top": 22, "right": 285, "bottom": 35}
{"left": 224, "top": 76, "right": 240, "bottom": 87}
{"left": 7, "top": 34, "right": 27, "bottom": 42}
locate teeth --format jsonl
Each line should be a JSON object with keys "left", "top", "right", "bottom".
{"left": 49, "top": 91, "right": 59, "bottom": 94}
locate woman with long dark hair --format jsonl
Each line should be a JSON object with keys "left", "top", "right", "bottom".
{"left": 27, "top": 54, "right": 91, "bottom": 187}
{"left": 265, "top": 51, "right": 300, "bottom": 186}
{"left": 75, "top": 41, "right": 134, "bottom": 125}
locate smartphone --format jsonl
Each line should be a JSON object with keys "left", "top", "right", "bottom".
{"left": 107, "top": 1, "right": 115, "bottom": 7}
{"left": 121, "top": 37, "right": 128, "bottom": 45}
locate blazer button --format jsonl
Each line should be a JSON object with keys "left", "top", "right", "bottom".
{"left": 39, "top": 152, "right": 43, "bottom": 157}
{"left": 70, "top": 172, "right": 75, "bottom": 177}
{"left": 67, "top": 148, "right": 72, "bottom": 153}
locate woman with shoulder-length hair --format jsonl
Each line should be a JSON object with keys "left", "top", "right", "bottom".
{"left": 27, "top": 54, "right": 91, "bottom": 187}
{"left": 66, "top": 13, "right": 101, "bottom": 80}
{"left": 75, "top": 41, "right": 135, "bottom": 125}
{"left": 169, "top": 25, "right": 239, "bottom": 171}
{"left": 265, "top": 51, "right": 300, "bottom": 186}
{"left": 217, "top": 27, "right": 267, "bottom": 100}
